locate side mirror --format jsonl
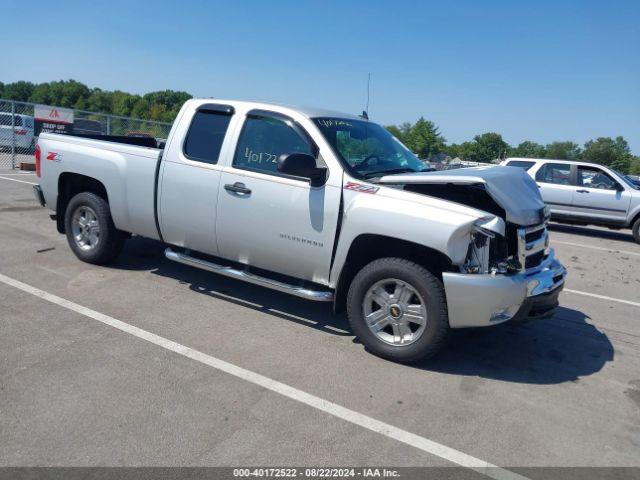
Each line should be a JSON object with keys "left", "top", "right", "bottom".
{"left": 277, "top": 153, "right": 327, "bottom": 187}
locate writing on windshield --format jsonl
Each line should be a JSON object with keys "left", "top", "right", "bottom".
{"left": 313, "top": 117, "right": 427, "bottom": 178}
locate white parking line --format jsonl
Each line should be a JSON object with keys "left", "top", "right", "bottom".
{"left": 0, "top": 175, "right": 37, "bottom": 185}
{"left": 0, "top": 272, "right": 527, "bottom": 480}
{"left": 554, "top": 240, "right": 640, "bottom": 257}
{"left": 564, "top": 289, "right": 640, "bottom": 308}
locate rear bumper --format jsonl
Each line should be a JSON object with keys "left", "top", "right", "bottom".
{"left": 33, "top": 184, "right": 45, "bottom": 207}
{"left": 443, "top": 249, "right": 566, "bottom": 328}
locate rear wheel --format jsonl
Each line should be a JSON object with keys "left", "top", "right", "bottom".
{"left": 632, "top": 218, "right": 640, "bottom": 244}
{"left": 64, "top": 192, "right": 125, "bottom": 264}
{"left": 346, "top": 257, "right": 449, "bottom": 363}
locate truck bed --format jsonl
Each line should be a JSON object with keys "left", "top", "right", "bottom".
{"left": 37, "top": 132, "right": 164, "bottom": 241}
{"left": 39, "top": 132, "right": 162, "bottom": 158}
{"left": 71, "top": 133, "right": 161, "bottom": 149}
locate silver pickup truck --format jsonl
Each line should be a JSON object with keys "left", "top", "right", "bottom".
{"left": 33, "top": 99, "right": 566, "bottom": 362}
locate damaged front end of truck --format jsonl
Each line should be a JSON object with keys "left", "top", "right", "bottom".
{"left": 377, "top": 166, "right": 567, "bottom": 327}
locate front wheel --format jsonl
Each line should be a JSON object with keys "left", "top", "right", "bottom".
{"left": 346, "top": 257, "right": 449, "bottom": 363}
{"left": 64, "top": 192, "right": 125, "bottom": 265}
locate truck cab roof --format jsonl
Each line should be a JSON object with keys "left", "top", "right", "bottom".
{"left": 185, "top": 98, "right": 362, "bottom": 121}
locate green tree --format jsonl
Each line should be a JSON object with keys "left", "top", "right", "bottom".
{"left": 85, "top": 88, "right": 112, "bottom": 113}
{"left": 629, "top": 157, "right": 640, "bottom": 176}
{"left": 403, "top": 117, "right": 446, "bottom": 159}
{"left": 473, "top": 132, "right": 510, "bottom": 162}
{"left": 130, "top": 98, "right": 150, "bottom": 119}
{"left": 149, "top": 103, "right": 167, "bottom": 121}
{"left": 112, "top": 91, "right": 141, "bottom": 117}
{"left": 385, "top": 122, "right": 411, "bottom": 143}
{"left": 385, "top": 125, "right": 403, "bottom": 140}
{"left": 509, "top": 140, "right": 546, "bottom": 158}
{"left": 61, "top": 80, "right": 91, "bottom": 107}
{"left": 2, "top": 81, "right": 35, "bottom": 101}
{"left": 545, "top": 141, "right": 581, "bottom": 160}
{"left": 29, "top": 82, "right": 53, "bottom": 105}
{"left": 1, "top": 79, "right": 192, "bottom": 123}
{"left": 445, "top": 134, "right": 509, "bottom": 163}
{"left": 582, "top": 136, "right": 633, "bottom": 172}
{"left": 445, "top": 142, "right": 474, "bottom": 159}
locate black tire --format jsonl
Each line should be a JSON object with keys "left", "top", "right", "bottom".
{"left": 632, "top": 218, "right": 640, "bottom": 244}
{"left": 346, "top": 257, "right": 449, "bottom": 363}
{"left": 64, "top": 192, "right": 125, "bottom": 265}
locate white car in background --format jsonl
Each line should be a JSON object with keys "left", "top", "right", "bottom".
{"left": 502, "top": 157, "right": 640, "bottom": 243}
{"left": 0, "top": 112, "right": 35, "bottom": 153}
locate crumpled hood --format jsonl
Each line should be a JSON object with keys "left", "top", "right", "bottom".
{"left": 377, "top": 165, "right": 547, "bottom": 226}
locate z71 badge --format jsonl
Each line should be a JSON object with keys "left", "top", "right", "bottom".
{"left": 46, "top": 151, "right": 62, "bottom": 162}
{"left": 344, "top": 182, "right": 379, "bottom": 194}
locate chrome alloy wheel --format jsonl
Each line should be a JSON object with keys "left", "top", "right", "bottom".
{"left": 71, "top": 206, "right": 100, "bottom": 251}
{"left": 363, "top": 278, "right": 428, "bottom": 346}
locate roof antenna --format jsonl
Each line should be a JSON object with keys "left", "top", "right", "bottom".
{"left": 360, "top": 73, "right": 370, "bottom": 120}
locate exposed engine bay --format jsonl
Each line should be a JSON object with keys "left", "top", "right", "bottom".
{"left": 376, "top": 167, "right": 551, "bottom": 275}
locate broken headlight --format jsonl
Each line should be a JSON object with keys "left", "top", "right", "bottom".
{"left": 463, "top": 221, "right": 520, "bottom": 274}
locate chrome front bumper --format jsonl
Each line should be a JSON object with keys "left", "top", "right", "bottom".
{"left": 443, "top": 249, "right": 566, "bottom": 328}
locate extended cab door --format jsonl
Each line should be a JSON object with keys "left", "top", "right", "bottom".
{"left": 158, "top": 104, "right": 235, "bottom": 256}
{"left": 533, "top": 162, "right": 576, "bottom": 217}
{"left": 571, "top": 165, "right": 631, "bottom": 223}
{"left": 215, "top": 110, "right": 341, "bottom": 285}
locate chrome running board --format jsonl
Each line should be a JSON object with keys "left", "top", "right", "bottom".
{"left": 164, "top": 248, "right": 334, "bottom": 302}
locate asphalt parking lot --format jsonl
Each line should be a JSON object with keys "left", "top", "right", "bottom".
{"left": 1, "top": 171, "right": 639, "bottom": 476}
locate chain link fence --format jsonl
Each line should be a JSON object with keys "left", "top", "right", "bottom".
{"left": 0, "top": 99, "right": 172, "bottom": 169}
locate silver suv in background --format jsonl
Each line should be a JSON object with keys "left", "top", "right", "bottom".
{"left": 502, "top": 158, "right": 640, "bottom": 243}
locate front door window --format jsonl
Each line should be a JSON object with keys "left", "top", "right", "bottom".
{"left": 577, "top": 166, "right": 619, "bottom": 190}
{"left": 233, "top": 114, "right": 314, "bottom": 176}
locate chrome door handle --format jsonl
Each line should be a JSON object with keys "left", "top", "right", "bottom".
{"left": 576, "top": 189, "right": 589, "bottom": 193}
{"left": 224, "top": 182, "right": 251, "bottom": 195}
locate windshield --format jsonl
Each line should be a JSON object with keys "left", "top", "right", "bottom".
{"left": 613, "top": 169, "right": 640, "bottom": 190}
{"left": 313, "top": 117, "right": 428, "bottom": 178}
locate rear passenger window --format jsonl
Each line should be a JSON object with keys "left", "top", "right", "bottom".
{"left": 506, "top": 160, "right": 535, "bottom": 171}
{"left": 233, "top": 114, "right": 314, "bottom": 175}
{"left": 535, "top": 163, "right": 571, "bottom": 185}
{"left": 183, "top": 111, "right": 232, "bottom": 164}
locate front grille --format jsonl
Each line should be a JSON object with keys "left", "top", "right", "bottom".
{"left": 517, "top": 223, "right": 548, "bottom": 272}
{"left": 525, "top": 251, "right": 545, "bottom": 269}
{"left": 525, "top": 227, "right": 545, "bottom": 243}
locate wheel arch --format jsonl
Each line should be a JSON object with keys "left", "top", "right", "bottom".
{"left": 56, "top": 173, "right": 109, "bottom": 234}
{"left": 333, "top": 234, "right": 453, "bottom": 313}
{"left": 629, "top": 208, "right": 640, "bottom": 229}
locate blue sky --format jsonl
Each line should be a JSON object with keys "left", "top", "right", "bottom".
{"left": 3, "top": 0, "right": 639, "bottom": 152}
